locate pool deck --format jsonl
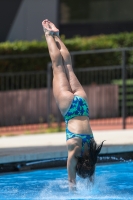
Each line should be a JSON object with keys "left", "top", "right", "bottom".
{"left": 0, "top": 129, "right": 133, "bottom": 165}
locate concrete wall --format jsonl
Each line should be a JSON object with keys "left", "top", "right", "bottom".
{"left": 0, "top": 0, "right": 59, "bottom": 42}
{"left": 0, "top": 85, "right": 118, "bottom": 126}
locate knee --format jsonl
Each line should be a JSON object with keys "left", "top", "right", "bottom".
{"left": 52, "top": 51, "right": 62, "bottom": 66}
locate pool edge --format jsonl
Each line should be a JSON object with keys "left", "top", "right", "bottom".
{"left": 0, "top": 151, "right": 133, "bottom": 173}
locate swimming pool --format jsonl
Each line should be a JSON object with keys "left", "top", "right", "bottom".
{"left": 0, "top": 162, "right": 133, "bottom": 200}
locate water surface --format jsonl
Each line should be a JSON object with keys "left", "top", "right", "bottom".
{"left": 0, "top": 162, "right": 133, "bottom": 200}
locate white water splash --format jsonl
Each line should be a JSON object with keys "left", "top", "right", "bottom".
{"left": 35, "top": 174, "right": 127, "bottom": 200}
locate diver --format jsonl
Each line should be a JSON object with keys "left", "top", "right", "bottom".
{"left": 42, "top": 19, "right": 104, "bottom": 190}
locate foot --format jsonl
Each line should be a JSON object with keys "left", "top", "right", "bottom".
{"left": 47, "top": 20, "right": 59, "bottom": 36}
{"left": 42, "top": 19, "right": 54, "bottom": 36}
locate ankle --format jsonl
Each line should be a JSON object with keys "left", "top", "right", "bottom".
{"left": 54, "top": 32, "right": 59, "bottom": 37}
{"left": 45, "top": 31, "right": 53, "bottom": 37}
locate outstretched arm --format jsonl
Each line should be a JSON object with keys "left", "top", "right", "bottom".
{"left": 67, "top": 151, "right": 77, "bottom": 191}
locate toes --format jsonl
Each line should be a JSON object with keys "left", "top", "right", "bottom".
{"left": 42, "top": 20, "right": 47, "bottom": 26}
{"left": 42, "top": 20, "right": 45, "bottom": 25}
{"left": 46, "top": 22, "right": 52, "bottom": 31}
{"left": 42, "top": 21, "right": 49, "bottom": 30}
{"left": 45, "top": 22, "right": 49, "bottom": 29}
{"left": 42, "top": 19, "right": 58, "bottom": 34}
{"left": 42, "top": 19, "right": 48, "bottom": 24}
{"left": 48, "top": 21, "right": 55, "bottom": 29}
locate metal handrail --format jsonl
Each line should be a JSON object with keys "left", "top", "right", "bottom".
{"left": 0, "top": 70, "right": 46, "bottom": 76}
{"left": 0, "top": 47, "right": 133, "bottom": 59}
{"left": 70, "top": 47, "right": 133, "bottom": 55}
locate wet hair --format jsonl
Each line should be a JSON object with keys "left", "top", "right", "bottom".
{"left": 76, "top": 139, "right": 104, "bottom": 180}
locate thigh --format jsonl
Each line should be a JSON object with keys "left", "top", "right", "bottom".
{"left": 68, "top": 69, "right": 88, "bottom": 101}
{"left": 53, "top": 72, "right": 74, "bottom": 115}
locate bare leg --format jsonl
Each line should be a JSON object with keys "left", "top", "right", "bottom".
{"left": 55, "top": 36, "right": 87, "bottom": 97}
{"left": 47, "top": 20, "right": 87, "bottom": 100}
{"left": 42, "top": 20, "right": 74, "bottom": 115}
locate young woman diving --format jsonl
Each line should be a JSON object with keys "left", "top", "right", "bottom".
{"left": 42, "top": 19, "right": 104, "bottom": 190}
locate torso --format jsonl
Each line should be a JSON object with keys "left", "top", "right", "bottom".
{"left": 66, "top": 116, "right": 93, "bottom": 157}
{"left": 63, "top": 95, "right": 93, "bottom": 156}
{"left": 67, "top": 116, "right": 92, "bottom": 134}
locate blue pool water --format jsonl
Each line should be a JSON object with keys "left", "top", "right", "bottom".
{"left": 0, "top": 162, "right": 133, "bottom": 200}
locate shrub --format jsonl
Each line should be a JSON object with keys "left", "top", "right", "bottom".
{"left": 0, "top": 32, "right": 133, "bottom": 73}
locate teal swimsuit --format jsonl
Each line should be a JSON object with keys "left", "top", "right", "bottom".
{"left": 64, "top": 95, "right": 93, "bottom": 156}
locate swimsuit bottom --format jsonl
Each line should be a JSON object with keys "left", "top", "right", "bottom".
{"left": 64, "top": 95, "right": 89, "bottom": 124}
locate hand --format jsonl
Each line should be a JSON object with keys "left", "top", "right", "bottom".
{"left": 69, "top": 181, "right": 77, "bottom": 192}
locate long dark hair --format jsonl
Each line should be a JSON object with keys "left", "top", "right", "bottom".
{"left": 76, "top": 139, "right": 104, "bottom": 180}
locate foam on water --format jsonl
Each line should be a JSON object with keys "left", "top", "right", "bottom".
{"left": 0, "top": 162, "right": 133, "bottom": 200}
{"left": 37, "top": 175, "right": 129, "bottom": 200}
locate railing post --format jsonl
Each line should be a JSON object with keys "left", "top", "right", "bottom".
{"left": 47, "top": 62, "right": 52, "bottom": 127}
{"left": 71, "top": 54, "right": 75, "bottom": 70}
{"left": 121, "top": 51, "right": 126, "bottom": 129}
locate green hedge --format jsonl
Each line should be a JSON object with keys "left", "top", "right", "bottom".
{"left": 0, "top": 32, "right": 133, "bottom": 73}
